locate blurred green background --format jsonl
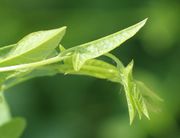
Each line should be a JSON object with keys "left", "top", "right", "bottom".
{"left": 0, "top": 0, "right": 180, "bottom": 137}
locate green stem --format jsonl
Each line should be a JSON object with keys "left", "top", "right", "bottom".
{"left": 0, "top": 55, "right": 68, "bottom": 72}
{"left": 56, "top": 64, "right": 121, "bottom": 83}
{"left": 0, "top": 92, "right": 11, "bottom": 126}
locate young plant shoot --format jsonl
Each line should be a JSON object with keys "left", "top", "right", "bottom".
{"left": 0, "top": 18, "right": 162, "bottom": 137}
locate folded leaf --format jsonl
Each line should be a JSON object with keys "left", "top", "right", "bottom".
{"left": 121, "top": 61, "right": 136, "bottom": 124}
{"left": 120, "top": 61, "right": 163, "bottom": 124}
{"left": 0, "top": 27, "right": 66, "bottom": 66}
{"left": 133, "top": 82, "right": 150, "bottom": 120}
{"left": 62, "top": 19, "right": 147, "bottom": 71}
{"left": 135, "top": 80, "right": 163, "bottom": 113}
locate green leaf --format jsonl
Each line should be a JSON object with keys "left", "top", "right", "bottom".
{"left": 120, "top": 60, "right": 162, "bottom": 124}
{"left": 59, "top": 44, "right": 66, "bottom": 52}
{"left": 0, "top": 92, "right": 11, "bottom": 125}
{"left": 0, "top": 27, "right": 66, "bottom": 66}
{"left": 63, "top": 19, "right": 147, "bottom": 71}
{"left": 0, "top": 118, "right": 26, "bottom": 138}
{"left": 101, "top": 53, "right": 150, "bottom": 123}
{"left": 135, "top": 80, "right": 163, "bottom": 102}
{"left": 135, "top": 80, "right": 163, "bottom": 113}
{"left": 133, "top": 82, "right": 150, "bottom": 120}
{"left": 0, "top": 70, "right": 32, "bottom": 91}
{"left": 72, "top": 51, "right": 84, "bottom": 71}
{"left": 0, "top": 27, "right": 66, "bottom": 90}
{"left": 120, "top": 60, "right": 151, "bottom": 124}
{"left": 121, "top": 61, "right": 136, "bottom": 124}
{"left": 0, "top": 72, "right": 14, "bottom": 91}
{"left": 0, "top": 44, "right": 17, "bottom": 60}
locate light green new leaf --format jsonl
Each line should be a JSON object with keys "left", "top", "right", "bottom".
{"left": 0, "top": 45, "right": 19, "bottom": 90}
{"left": 59, "top": 44, "right": 66, "bottom": 52}
{"left": 0, "top": 44, "right": 17, "bottom": 60}
{"left": 0, "top": 70, "right": 32, "bottom": 91}
{"left": 120, "top": 60, "right": 162, "bottom": 124}
{"left": 0, "top": 27, "right": 66, "bottom": 66}
{"left": 0, "top": 92, "right": 11, "bottom": 125}
{"left": 135, "top": 80, "right": 163, "bottom": 113}
{"left": 121, "top": 61, "right": 136, "bottom": 124}
{"left": 0, "top": 27, "right": 66, "bottom": 90}
{"left": 135, "top": 80, "right": 163, "bottom": 102}
{"left": 0, "top": 72, "right": 14, "bottom": 91}
{"left": 0, "top": 118, "right": 26, "bottom": 138}
{"left": 65, "top": 19, "right": 147, "bottom": 71}
{"left": 102, "top": 53, "right": 148, "bottom": 123}
{"left": 132, "top": 82, "right": 150, "bottom": 120}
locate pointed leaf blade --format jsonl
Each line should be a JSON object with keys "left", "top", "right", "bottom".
{"left": 0, "top": 27, "right": 66, "bottom": 66}
{"left": 69, "top": 19, "right": 147, "bottom": 70}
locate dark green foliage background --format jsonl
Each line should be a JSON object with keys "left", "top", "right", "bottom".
{"left": 0, "top": 0, "right": 180, "bottom": 137}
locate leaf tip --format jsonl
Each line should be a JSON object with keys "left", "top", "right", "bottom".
{"left": 132, "top": 18, "right": 148, "bottom": 32}
{"left": 128, "top": 106, "right": 135, "bottom": 125}
{"left": 61, "top": 26, "right": 67, "bottom": 30}
{"left": 53, "top": 26, "right": 67, "bottom": 36}
{"left": 143, "top": 18, "right": 148, "bottom": 22}
{"left": 139, "top": 18, "right": 148, "bottom": 27}
{"left": 59, "top": 44, "right": 66, "bottom": 52}
{"left": 57, "top": 26, "right": 67, "bottom": 33}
